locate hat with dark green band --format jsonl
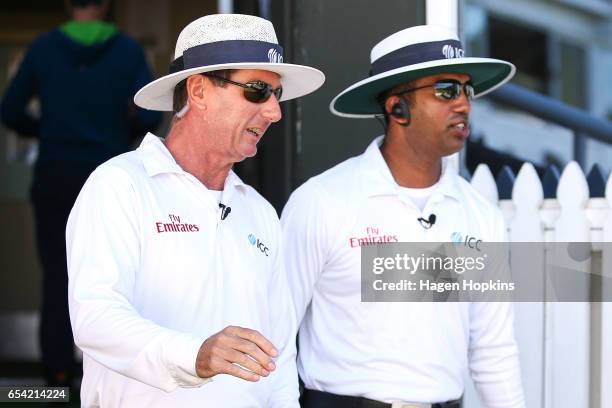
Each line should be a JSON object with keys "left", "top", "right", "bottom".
{"left": 330, "top": 25, "right": 515, "bottom": 118}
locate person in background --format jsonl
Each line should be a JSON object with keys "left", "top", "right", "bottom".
{"left": 0, "top": 0, "right": 161, "bottom": 387}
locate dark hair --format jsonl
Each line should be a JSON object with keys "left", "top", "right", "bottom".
{"left": 377, "top": 80, "right": 416, "bottom": 125}
{"left": 68, "top": 0, "right": 105, "bottom": 7}
{"left": 172, "top": 69, "right": 233, "bottom": 114}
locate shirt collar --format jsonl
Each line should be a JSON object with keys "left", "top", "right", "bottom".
{"left": 138, "top": 133, "right": 247, "bottom": 191}
{"left": 139, "top": 133, "right": 183, "bottom": 176}
{"left": 359, "top": 135, "right": 462, "bottom": 201}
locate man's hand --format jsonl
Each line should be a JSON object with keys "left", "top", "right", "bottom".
{"left": 195, "top": 326, "right": 278, "bottom": 382}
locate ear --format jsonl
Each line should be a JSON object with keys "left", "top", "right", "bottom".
{"left": 384, "top": 96, "right": 399, "bottom": 116}
{"left": 186, "top": 75, "right": 208, "bottom": 111}
{"left": 384, "top": 96, "right": 410, "bottom": 126}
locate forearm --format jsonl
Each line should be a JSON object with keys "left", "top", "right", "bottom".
{"left": 70, "top": 293, "right": 209, "bottom": 391}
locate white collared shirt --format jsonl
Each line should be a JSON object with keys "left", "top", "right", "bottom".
{"left": 67, "top": 133, "right": 298, "bottom": 407}
{"left": 281, "top": 136, "right": 524, "bottom": 407}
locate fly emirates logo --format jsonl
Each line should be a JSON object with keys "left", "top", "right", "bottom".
{"left": 349, "top": 226, "right": 398, "bottom": 248}
{"left": 155, "top": 213, "right": 200, "bottom": 233}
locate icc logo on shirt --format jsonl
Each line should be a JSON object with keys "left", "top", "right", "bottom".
{"left": 451, "top": 232, "right": 482, "bottom": 251}
{"left": 248, "top": 233, "right": 269, "bottom": 257}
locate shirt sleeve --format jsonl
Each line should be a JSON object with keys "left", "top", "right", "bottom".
{"left": 267, "top": 221, "right": 300, "bottom": 408}
{"left": 280, "top": 180, "right": 329, "bottom": 326}
{"left": 469, "top": 211, "right": 525, "bottom": 408}
{"left": 0, "top": 41, "right": 41, "bottom": 138}
{"left": 66, "top": 166, "right": 210, "bottom": 392}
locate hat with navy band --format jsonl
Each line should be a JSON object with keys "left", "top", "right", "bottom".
{"left": 330, "top": 25, "right": 516, "bottom": 118}
{"left": 135, "top": 14, "right": 325, "bottom": 111}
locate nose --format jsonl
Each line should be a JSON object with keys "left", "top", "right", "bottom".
{"left": 261, "top": 95, "right": 282, "bottom": 123}
{"left": 453, "top": 88, "right": 471, "bottom": 115}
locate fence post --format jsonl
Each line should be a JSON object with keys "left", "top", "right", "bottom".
{"left": 548, "top": 161, "right": 590, "bottom": 408}
{"left": 471, "top": 164, "right": 498, "bottom": 204}
{"left": 510, "top": 162, "right": 545, "bottom": 408}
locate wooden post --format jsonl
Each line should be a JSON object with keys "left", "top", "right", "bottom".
{"left": 511, "top": 162, "right": 545, "bottom": 408}
{"left": 549, "top": 161, "right": 590, "bottom": 407}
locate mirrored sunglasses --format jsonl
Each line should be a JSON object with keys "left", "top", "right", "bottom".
{"left": 395, "top": 80, "right": 474, "bottom": 101}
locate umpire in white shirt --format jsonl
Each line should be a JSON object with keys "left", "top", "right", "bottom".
{"left": 66, "top": 14, "right": 324, "bottom": 407}
{"left": 281, "top": 25, "right": 525, "bottom": 408}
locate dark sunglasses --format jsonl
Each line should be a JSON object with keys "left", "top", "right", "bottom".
{"left": 394, "top": 79, "right": 475, "bottom": 101}
{"left": 203, "top": 74, "right": 283, "bottom": 103}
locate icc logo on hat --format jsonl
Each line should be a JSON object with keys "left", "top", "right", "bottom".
{"left": 441, "top": 44, "right": 464, "bottom": 59}
{"left": 268, "top": 48, "right": 283, "bottom": 63}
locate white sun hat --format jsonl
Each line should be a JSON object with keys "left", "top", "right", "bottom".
{"left": 134, "top": 14, "right": 325, "bottom": 111}
{"left": 330, "top": 25, "right": 516, "bottom": 118}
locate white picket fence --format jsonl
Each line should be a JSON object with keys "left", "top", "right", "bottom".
{"left": 462, "top": 161, "right": 612, "bottom": 408}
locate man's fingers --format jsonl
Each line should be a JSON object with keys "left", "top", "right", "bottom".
{"left": 222, "top": 348, "right": 271, "bottom": 377}
{"left": 218, "top": 360, "right": 261, "bottom": 382}
{"left": 231, "top": 337, "right": 276, "bottom": 371}
{"left": 225, "top": 326, "right": 278, "bottom": 357}
{"left": 197, "top": 326, "right": 278, "bottom": 381}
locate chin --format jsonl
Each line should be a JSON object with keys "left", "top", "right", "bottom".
{"left": 242, "top": 148, "right": 258, "bottom": 159}
{"left": 235, "top": 141, "right": 258, "bottom": 158}
{"left": 442, "top": 142, "right": 465, "bottom": 157}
